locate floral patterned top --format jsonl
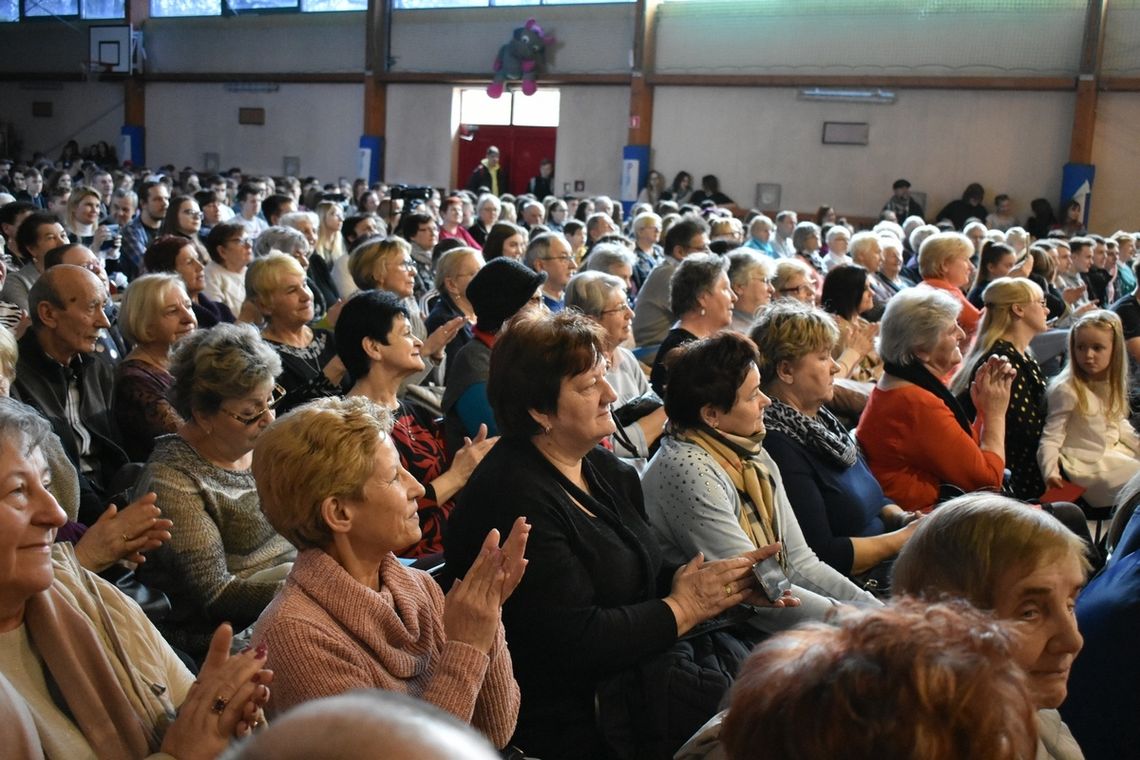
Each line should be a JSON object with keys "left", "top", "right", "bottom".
{"left": 114, "top": 359, "right": 183, "bottom": 462}
{"left": 391, "top": 398, "right": 453, "bottom": 558}
{"left": 263, "top": 328, "right": 346, "bottom": 415}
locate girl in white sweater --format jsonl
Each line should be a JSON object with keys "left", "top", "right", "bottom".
{"left": 1039, "top": 310, "right": 1140, "bottom": 507}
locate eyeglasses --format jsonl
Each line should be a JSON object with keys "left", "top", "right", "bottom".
{"left": 181, "top": 210, "right": 204, "bottom": 219}
{"left": 600, "top": 302, "right": 633, "bottom": 315}
{"left": 228, "top": 237, "right": 253, "bottom": 247}
{"left": 397, "top": 258, "right": 417, "bottom": 271}
{"left": 219, "top": 384, "right": 287, "bottom": 426}
{"left": 541, "top": 255, "right": 575, "bottom": 264}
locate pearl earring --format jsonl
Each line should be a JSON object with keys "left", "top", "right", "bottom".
{"left": 700, "top": 308, "right": 706, "bottom": 317}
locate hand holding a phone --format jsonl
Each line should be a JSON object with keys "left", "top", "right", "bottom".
{"left": 663, "top": 543, "right": 799, "bottom": 635}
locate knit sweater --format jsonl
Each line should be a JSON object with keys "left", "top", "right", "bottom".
{"left": 254, "top": 549, "right": 519, "bottom": 748}
{"left": 135, "top": 435, "right": 296, "bottom": 658}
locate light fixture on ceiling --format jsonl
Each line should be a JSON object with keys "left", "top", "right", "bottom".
{"left": 798, "top": 88, "right": 897, "bottom": 105}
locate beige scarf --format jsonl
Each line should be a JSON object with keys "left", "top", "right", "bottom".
{"left": 24, "top": 583, "right": 157, "bottom": 759}
{"left": 683, "top": 427, "right": 783, "bottom": 569}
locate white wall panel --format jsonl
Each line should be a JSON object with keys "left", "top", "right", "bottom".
{"left": 651, "top": 86, "right": 1075, "bottom": 223}
{"left": 146, "top": 82, "right": 363, "bottom": 179}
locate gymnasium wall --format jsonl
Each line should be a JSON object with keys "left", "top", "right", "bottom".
{"left": 650, "top": 87, "right": 1077, "bottom": 224}
{"left": 0, "top": 2, "right": 1138, "bottom": 229}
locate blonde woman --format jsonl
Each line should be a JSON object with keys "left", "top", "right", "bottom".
{"left": 313, "top": 200, "right": 349, "bottom": 295}
{"left": 114, "top": 273, "right": 197, "bottom": 461}
{"left": 950, "top": 277, "right": 1050, "bottom": 500}
{"left": 247, "top": 252, "right": 348, "bottom": 414}
{"left": 66, "top": 186, "right": 120, "bottom": 260}
{"left": 917, "top": 231, "right": 980, "bottom": 345}
{"left": 348, "top": 237, "right": 464, "bottom": 383}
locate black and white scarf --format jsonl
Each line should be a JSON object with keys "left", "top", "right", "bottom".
{"left": 764, "top": 398, "right": 858, "bottom": 469}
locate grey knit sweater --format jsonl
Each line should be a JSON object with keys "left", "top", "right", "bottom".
{"left": 135, "top": 434, "right": 296, "bottom": 657}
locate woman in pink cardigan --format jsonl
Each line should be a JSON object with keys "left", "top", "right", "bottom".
{"left": 251, "top": 396, "right": 528, "bottom": 749}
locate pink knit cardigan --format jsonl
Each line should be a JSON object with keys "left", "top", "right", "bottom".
{"left": 254, "top": 549, "right": 519, "bottom": 748}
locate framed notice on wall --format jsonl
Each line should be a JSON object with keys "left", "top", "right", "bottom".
{"left": 822, "top": 122, "right": 869, "bottom": 146}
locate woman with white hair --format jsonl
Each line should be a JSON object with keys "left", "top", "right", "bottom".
{"left": 726, "top": 249, "right": 773, "bottom": 333}
{"left": 856, "top": 287, "right": 1014, "bottom": 511}
{"left": 917, "top": 231, "right": 981, "bottom": 344}
{"left": 582, "top": 243, "right": 635, "bottom": 293}
{"left": 821, "top": 225, "right": 852, "bottom": 272}
{"left": 564, "top": 270, "right": 667, "bottom": 461}
{"left": 744, "top": 214, "right": 775, "bottom": 257}
{"left": 468, "top": 193, "right": 501, "bottom": 248}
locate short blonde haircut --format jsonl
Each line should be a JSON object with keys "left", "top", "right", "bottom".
{"left": 893, "top": 493, "right": 1089, "bottom": 610}
{"left": 0, "top": 324, "right": 16, "bottom": 383}
{"left": 434, "top": 247, "right": 482, "bottom": 286}
{"left": 748, "top": 300, "right": 839, "bottom": 385}
{"left": 253, "top": 396, "right": 393, "bottom": 551}
{"left": 118, "top": 273, "right": 189, "bottom": 346}
{"left": 770, "top": 257, "right": 814, "bottom": 294}
{"left": 710, "top": 218, "right": 737, "bottom": 239}
{"left": 245, "top": 251, "right": 305, "bottom": 310}
{"left": 349, "top": 237, "right": 409, "bottom": 291}
{"left": 631, "top": 212, "right": 662, "bottom": 237}
{"left": 918, "top": 231, "right": 972, "bottom": 279}
{"left": 748, "top": 214, "right": 774, "bottom": 236}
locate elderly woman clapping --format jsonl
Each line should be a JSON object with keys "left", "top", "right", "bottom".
{"left": 445, "top": 312, "right": 793, "bottom": 758}
{"left": 856, "top": 288, "right": 1014, "bottom": 511}
{"left": 252, "top": 396, "right": 525, "bottom": 748}
{"left": 642, "top": 331, "right": 876, "bottom": 626}
{"left": 565, "top": 271, "right": 667, "bottom": 461}
{"left": 0, "top": 399, "right": 272, "bottom": 759}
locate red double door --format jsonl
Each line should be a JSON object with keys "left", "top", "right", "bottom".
{"left": 457, "top": 124, "right": 557, "bottom": 196}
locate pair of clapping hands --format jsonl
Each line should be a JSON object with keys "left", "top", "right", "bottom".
{"left": 74, "top": 492, "right": 173, "bottom": 573}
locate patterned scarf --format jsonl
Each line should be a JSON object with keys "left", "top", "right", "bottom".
{"left": 682, "top": 426, "right": 784, "bottom": 569}
{"left": 763, "top": 398, "right": 858, "bottom": 469}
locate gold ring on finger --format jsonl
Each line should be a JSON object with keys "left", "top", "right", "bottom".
{"left": 724, "top": 583, "right": 732, "bottom": 598}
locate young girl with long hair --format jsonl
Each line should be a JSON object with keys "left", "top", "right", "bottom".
{"left": 951, "top": 277, "right": 1050, "bottom": 499}
{"left": 1039, "top": 310, "right": 1140, "bottom": 507}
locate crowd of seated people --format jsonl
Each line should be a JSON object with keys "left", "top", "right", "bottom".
{"left": 0, "top": 154, "right": 1138, "bottom": 759}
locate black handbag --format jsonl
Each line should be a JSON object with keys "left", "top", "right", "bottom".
{"left": 595, "top": 608, "right": 765, "bottom": 760}
{"left": 99, "top": 563, "right": 173, "bottom": 623}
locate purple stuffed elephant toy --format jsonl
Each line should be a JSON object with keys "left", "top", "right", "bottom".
{"left": 488, "top": 18, "right": 555, "bottom": 98}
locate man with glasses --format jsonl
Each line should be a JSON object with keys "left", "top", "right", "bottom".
{"left": 121, "top": 180, "right": 170, "bottom": 281}
{"left": 13, "top": 265, "right": 129, "bottom": 513}
{"left": 632, "top": 217, "right": 710, "bottom": 348}
{"left": 525, "top": 232, "right": 577, "bottom": 312}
